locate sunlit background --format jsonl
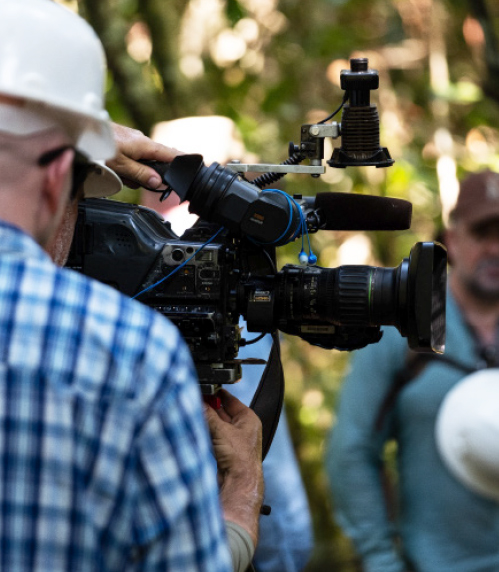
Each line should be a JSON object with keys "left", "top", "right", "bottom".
{"left": 57, "top": 0, "right": 499, "bottom": 568}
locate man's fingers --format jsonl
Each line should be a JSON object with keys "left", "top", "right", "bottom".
{"left": 205, "top": 391, "right": 261, "bottom": 438}
{"left": 203, "top": 401, "right": 231, "bottom": 430}
{"left": 109, "top": 122, "right": 184, "bottom": 189}
{"left": 217, "top": 389, "right": 249, "bottom": 418}
{"left": 107, "top": 156, "right": 164, "bottom": 190}
{"left": 140, "top": 141, "right": 183, "bottom": 163}
{"left": 128, "top": 160, "right": 165, "bottom": 190}
{"left": 219, "top": 390, "right": 262, "bottom": 429}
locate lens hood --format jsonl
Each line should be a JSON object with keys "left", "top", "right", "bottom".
{"left": 406, "top": 241, "right": 447, "bottom": 353}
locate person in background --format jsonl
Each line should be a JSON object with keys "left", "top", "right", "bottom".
{"left": 0, "top": 1, "right": 263, "bottom": 570}
{"left": 325, "top": 170, "right": 499, "bottom": 572}
{"left": 141, "top": 115, "right": 314, "bottom": 572}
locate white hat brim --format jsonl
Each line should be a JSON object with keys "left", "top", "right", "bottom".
{"left": 84, "top": 161, "right": 122, "bottom": 198}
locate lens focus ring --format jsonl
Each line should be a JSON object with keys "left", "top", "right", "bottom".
{"left": 336, "top": 266, "right": 372, "bottom": 325}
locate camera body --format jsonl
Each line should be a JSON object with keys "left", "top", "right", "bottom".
{"left": 67, "top": 195, "right": 446, "bottom": 393}
{"left": 67, "top": 198, "right": 262, "bottom": 388}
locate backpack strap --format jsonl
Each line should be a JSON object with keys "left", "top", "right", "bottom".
{"left": 374, "top": 353, "right": 476, "bottom": 432}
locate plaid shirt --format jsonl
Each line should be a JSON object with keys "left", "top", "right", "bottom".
{"left": 0, "top": 220, "right": 232, "bottom": 572}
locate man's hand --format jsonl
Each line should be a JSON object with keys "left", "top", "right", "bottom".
{"left": 204, "top": 389, "right": 264, "bottom": 548}
{"left": 108, "top": 123, "right": 183, "bottom": 190}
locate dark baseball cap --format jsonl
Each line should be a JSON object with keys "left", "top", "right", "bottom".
{"left": 450, "top": 170, "right": 499, "bottom": 225}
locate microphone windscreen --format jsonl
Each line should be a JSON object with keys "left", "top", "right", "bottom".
{"left": 314, "top": 192, "right": 412, "bottom": 231}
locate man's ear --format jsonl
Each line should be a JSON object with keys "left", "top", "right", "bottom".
{"left": 41, "top": 148, "right": 74, "bottom": 215}
{"left": 35, "top": 148, "right": 74, "bottom": 247}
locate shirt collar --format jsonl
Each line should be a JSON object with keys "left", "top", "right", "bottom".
{"left": 0, "top": 219, "right": 51, "bottom": 261}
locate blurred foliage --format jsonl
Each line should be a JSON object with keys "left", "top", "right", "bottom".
{"left": 65, "top": 0, "right": 499, "bottom": 568}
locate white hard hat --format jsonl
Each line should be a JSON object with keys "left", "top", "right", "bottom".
{"left": 435, "top": 369, "right": 499, "bottom": 502}
{"left": 0, "top": 0, "right": 115, "bottom": 161}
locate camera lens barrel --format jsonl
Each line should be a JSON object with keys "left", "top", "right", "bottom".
{"left": 247, "top": 241, "right": 446, "bottom": 353}
{"left": 274, "top": 264, "right": 406, "bottom": 329}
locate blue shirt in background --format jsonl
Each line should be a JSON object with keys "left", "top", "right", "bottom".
{"left": 325, "top": 292, "right": 499, "bottom": 572}
{"left": 231, "top": 326, "right": 313, "bottom": 572}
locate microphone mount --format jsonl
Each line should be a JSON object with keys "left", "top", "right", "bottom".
{"left": 225, "top": 57, "right": 393, "bottom": 183}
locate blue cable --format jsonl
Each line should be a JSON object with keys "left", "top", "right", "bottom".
{"left": 248, "top": 189, "right": 301, "bottom": 246}
{"left": 257, "top": 189, "right": 317, "bottom": 266}
{"left": 132, "top": 226, "right": 225, "bottom": 299}
{"left": 133, "top": 191, "right": 318, "bottom": 300}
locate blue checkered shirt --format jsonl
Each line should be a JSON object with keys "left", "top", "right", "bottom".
{"left": 0, "top": 220, "right": 232, "bottom": 571}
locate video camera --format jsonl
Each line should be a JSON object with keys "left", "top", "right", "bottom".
{"left": 66, "top": 58, "right": 447, "bottom": 395}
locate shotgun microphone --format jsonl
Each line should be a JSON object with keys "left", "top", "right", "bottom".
{"left": 312, "top": 192, "right": 412, "bottom": 231}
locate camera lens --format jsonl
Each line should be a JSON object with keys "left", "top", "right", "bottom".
{"left": 247, "top": 242, "right": 446, "bottom": 353}
{"left": 332, "top": 242, "right": 446, "bottom": 352}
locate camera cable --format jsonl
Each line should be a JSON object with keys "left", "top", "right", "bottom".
{"left": 131, "top": 226, "right": 225, "bottom": 300}
{"left": 252, "top": 189, "right": 317, "bottom": 266}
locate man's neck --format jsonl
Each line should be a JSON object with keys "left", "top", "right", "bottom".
{"left": 451, "top": 276, "right": 499, "bottom": 345}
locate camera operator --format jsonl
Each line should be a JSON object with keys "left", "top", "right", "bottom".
{"left": 326, "top": 170, "right": 499, "bottom": 572}
{"left": 0, "top": 1, "right": 262, "bottom": 571}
